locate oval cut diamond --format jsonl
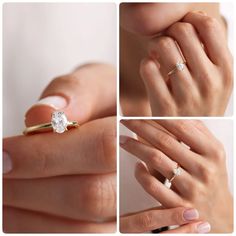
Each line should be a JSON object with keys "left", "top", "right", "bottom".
{"left": 51, "top": 111, "right": 68, "bottom": 133}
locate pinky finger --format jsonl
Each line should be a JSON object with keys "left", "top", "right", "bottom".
{"left": 161, "top": 221, "right": 211, "bottom": 234}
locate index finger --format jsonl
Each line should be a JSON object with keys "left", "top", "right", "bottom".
{"left": 3, "top": 117, "right": 116, "bottom": 178}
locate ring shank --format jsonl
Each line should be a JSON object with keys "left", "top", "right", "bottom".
{"left": 23, "top": 121, "right": 79, "bottom": 135}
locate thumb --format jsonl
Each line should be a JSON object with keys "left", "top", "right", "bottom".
{"left": 25, "top": 63, "right": 116, "bottom": 126}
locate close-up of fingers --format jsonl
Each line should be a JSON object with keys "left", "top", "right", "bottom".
{"left": 120, "top": 207, "right": 199, "bottom": 233}
{"left": 148, "top": 36, "right": 196, "bottom": 103}
{"left": 120, "top": 135, "right": 194, "bottom": 196}
{"left": 3, "top": 173, "right": 116, "bottom": 222}
{"left": 3, "top": 206, "right": 116, "bottom": 233}
{"left": 3, "top": 116, "right": 116, "bottom": 178}
{"left": 121, "top": 120, "right": 198, "bottom": 173}
{"left": 139, "top": 58, "right": 175, "bottom": 115}
{"left": 166, "top": 21, "right": 213, "bottom": 77}
{"left": 183, "top": 11, "right": 231, "bottom": 66}
{"left": 155, "top": 119, "right": 216, "bottom": 155}
{"left": 134, "top": 161, "right": 184, "bottom": 208}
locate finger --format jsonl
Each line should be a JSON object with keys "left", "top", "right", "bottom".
{"left": 4, "top": 173, "right": 116, "bottom": 221}
{"left": 120, "top": 135, "right": 194, "bottom": 196}
{"left": 3, "top": 117, "right": 116, "bottom": 178}
{"left": 25, "top": 63, "right": 116, "bottom": 126}
{"left": 148, "top": 36, "right": 196, "bottom": 104}
{"left": 120, "top": 207, "right": 199, "bottom": 233}
{"left": 3, "top": 206, "right": 116, "bottom": 233}
{"left": 166, "top": 21, "right": 213, "bottom": 77}
{"left": 183, "top": 11, "right": 231, "bottom": 66}
{"left": 140, "top": 58, "right": 175, "bottom": 116}
{"left": 135, "top": 162, "right": 185, "bottom": 208}
{"left": 155, "top": 119, "right": 215, "bottom": 155}
{"left": 161, "top": 221, "right": 211, "bottom": 234}
{"left": 121, "top": 120, "right": 198, "bottom": 174}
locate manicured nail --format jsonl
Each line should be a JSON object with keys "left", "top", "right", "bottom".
{"left": 197, "top": 222, "right": 211, "bottom": 233}
{"left": 120, "top": 135, "right": 129, "bottom": 144}
{"left": 183, "top": 208, "right": 199, "bottom": 221}
{"left": 35, "top": 95, "right": 67, "bottom": 109}
{"left": 3, "top": 151, "right": 12, "bottom": 174}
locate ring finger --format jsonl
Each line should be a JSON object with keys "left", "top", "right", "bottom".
{"left": 148, "top": 36, "right": 197, "bottom": 103}
{"left": 120, "top": 135, "right": 194, "bottom": 196}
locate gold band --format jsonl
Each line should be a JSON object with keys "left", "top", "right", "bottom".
{"left": 23, "top": 121, "right": 79, "bottom": 135}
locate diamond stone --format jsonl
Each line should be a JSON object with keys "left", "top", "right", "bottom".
{"left": 176, "top": 62, "right": 185, "bottom": 71}
{"left": 173, "top": 167, "right": 182, "bottom": 176}
{"left": 51, "top": 111, "right": 68, "bottom": 133}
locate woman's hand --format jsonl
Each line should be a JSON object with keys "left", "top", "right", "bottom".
{"left": 120, "top": 206, "right": 210, "bottom": 233}
{"left": 140, "top": 12, "right": 233, "bottom": 116}
{"left": 120, "top": 120, "right": 233, "bottom": 233}
{"left": 3, "top": 64, "right": 117, "bottom": 233}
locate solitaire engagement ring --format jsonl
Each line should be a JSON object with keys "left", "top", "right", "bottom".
{"left": 167, "top": 61, "right": 186, "bottom": 76}
{"left": 23, "top": 111, "right": 79, "bottom": 135}
{"left": 169, "top": 164, "right": 182, "bottom": 182}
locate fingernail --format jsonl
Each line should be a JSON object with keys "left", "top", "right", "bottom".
{"left": 120, "top": 135, "right": 129, "bottom": 144}
{"left": 3, "top": 151, "right": 12, "bottom": 174}
{"left": 35, "top": 95, "right": 67, "bottom": 109}
{"left": 197, "top": 11, "right": 207, "bottom": 16}
{"left": 183, "top": 209, "right": 199, "bottom": 221}
{"left": 197, "top": 222, "right": 211, "bottom": 233}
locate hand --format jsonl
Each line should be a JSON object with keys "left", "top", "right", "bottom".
{"left": 120, "top": 119, "right": 233, "bottom": 233}
{"left": 120, "top": 206, "right": 209, "bottom": 233}
{"left": 3, "top": 63, "right": 117, "bottom": 233}
{"left": 140, "top": 12, "right": 233, "bottom": 116}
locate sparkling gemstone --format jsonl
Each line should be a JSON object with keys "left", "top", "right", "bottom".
{"left": 173, "top": 167, "right": 182, "bottom": 176}
{"left": 51, "top": 111, "right": 68, "bottom": 133}
{"left": 176, "top": 62, "right": 185, "bottom": 71}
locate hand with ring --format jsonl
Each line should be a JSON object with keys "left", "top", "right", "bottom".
{"left": 140, "top": 12, "right": 233, "bottom": 116}
{"left": 120, "top": 119, "right": 233, "bottom": 233}
{"left": 3, "top": 63, "right": 117, "bottom": 233}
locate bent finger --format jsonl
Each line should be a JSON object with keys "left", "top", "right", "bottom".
{"left": 3, "top": 206, "right": 116, "bottom": 233}
{"left": 3, "top": 117, "right": 116, "bottom": 178}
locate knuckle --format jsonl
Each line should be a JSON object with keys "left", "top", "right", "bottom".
{"left": 171, "top": 210, "right": 184, "bottom": 225}
{"left": 81, "top": 176, "right": 116, "bottom": 219}
{"left": 156, "top": 133, "right": 173, "bottom": 148}
{"left": 134, "top": 212, "right": 154, "bottom": 230}
{"left": 148, "top": 150, "right": 164, "bottom": 167}
{"left": 145, "top": 179, "right": 158, "bottom": 195}
{"left": 155, "top": 36, "right": 175, "bottom": 51}
{"left": 203, "top": 16, "right": 219, "bottom": 31}
{"left": 211, "top": 141, "right": 226, "bottom": 162}
{"left": 170, "top": 22, "right": 195, "bottom": 36}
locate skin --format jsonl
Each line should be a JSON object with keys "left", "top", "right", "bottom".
{"left": 120, "top": 119, "right": 233, "bottom": 233}
{"left": 120, "top": 206, "right": 207, "bottom": 233}
{"left": 120, "top": 3, "right": 233, "bottom": 116}
{"left": 3, "top": 64, "right": 117, "bottom": 233}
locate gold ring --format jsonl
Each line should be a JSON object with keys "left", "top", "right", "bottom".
{"left": 23, "top": 111, "right": 79, "bottom": 135}
{"left": 169, "top": 164, "right": 182, "bottom": 182}
{"left": 167, "top": 61, "right": 186, "bottom": 76}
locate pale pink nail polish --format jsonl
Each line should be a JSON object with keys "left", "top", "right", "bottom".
{"left": 183, "top": 209, "right": 199, "bottom": 221}
{"left": 35, "top": 95, "right": 67, "bottom": 109}
{"left": 197, "top": 222, "right": 211, "bottom": 233}
{"left": 3, "top": 151, "right": 12, "bottom": 174}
